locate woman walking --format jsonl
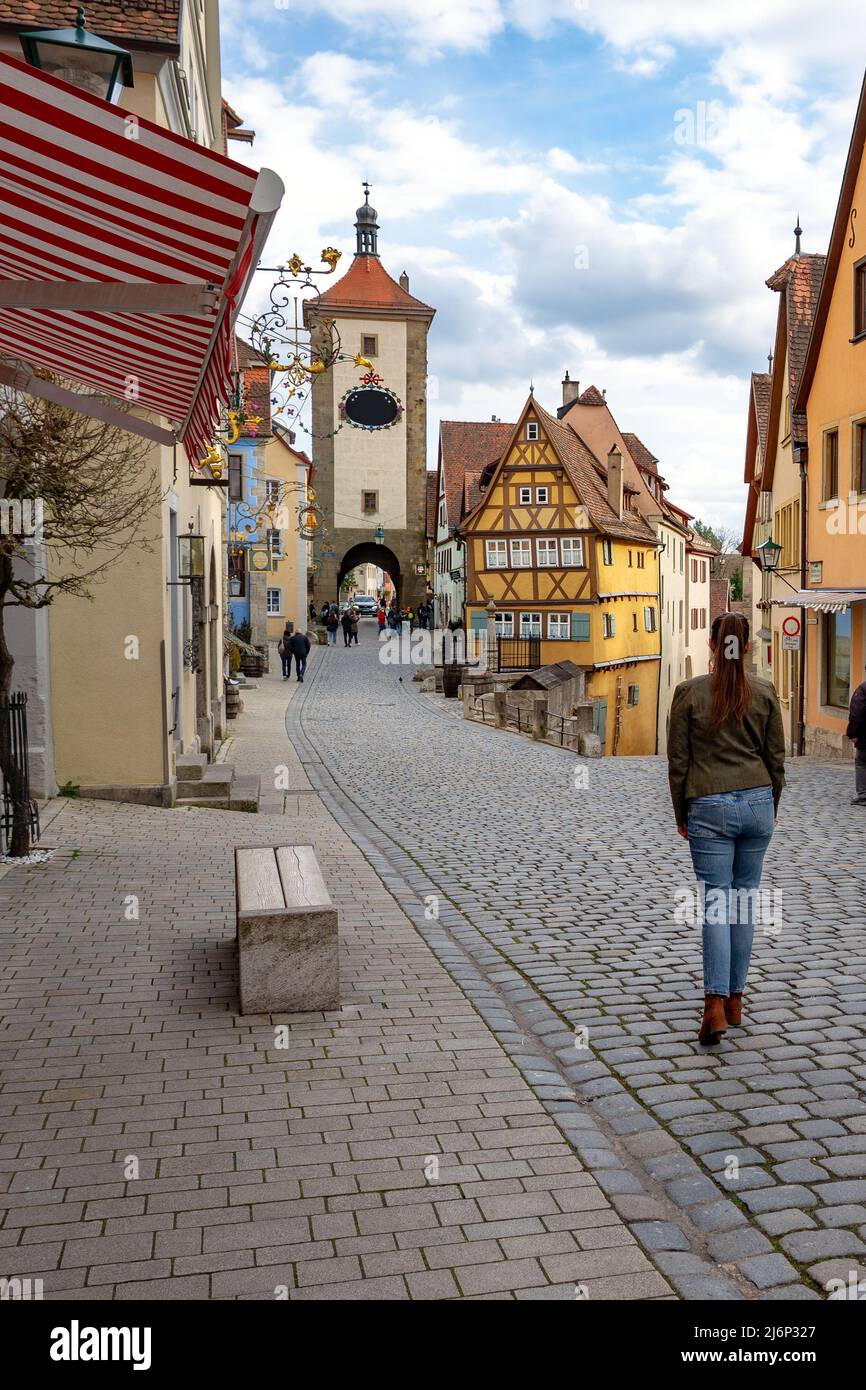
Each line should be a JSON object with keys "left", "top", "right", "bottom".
{"left": 667, "top": 612, "right": 785, "bottom": 1046}
{"left": 325, "top": 607, "right": 339, "bottom": 645}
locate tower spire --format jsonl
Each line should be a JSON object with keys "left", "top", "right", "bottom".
{"left": 355, "top": 182, "right": 379, "bottom": 258}
{"left": 794, "top": 214, "right": 802, "bottom": 255}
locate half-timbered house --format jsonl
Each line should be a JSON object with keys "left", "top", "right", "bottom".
{"left": 461, "top": 394, "right": 662, "bottom": 755}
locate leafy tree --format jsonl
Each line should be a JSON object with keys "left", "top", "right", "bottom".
{"left": 0, "top": 382, "right": 159, "bottom": 854}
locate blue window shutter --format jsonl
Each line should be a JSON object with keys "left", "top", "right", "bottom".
{"left": 470, "top": 611, "right": 487, "bottom": 631}
{"left": 571, "top": 611, "right": 590, "bottom": 641}
{"left": 610, "top": 614, "right": 615, "bottom": 637}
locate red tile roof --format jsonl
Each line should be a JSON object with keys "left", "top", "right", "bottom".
{"left": 751, "top": 371, "right": 772, "bottom": 464}
{"left": 313, "top": 255, "right": 434, "bottom": 319}
{"left": 439, "top": 420, "right": 514, "bottom": 530}
{"left": 577, "top": 384, "right": 606, "bottom": 406}
{"left": 621, "top": 432, "right": 659, "bottom": 475}
{"left": 0, "top": 1, "right": 181, "bottom": 49}
{"left": 425, "top": 470, "right": 438, "bottom": 540}
{"left": 765, "top": 253, "right": 826, "bottom": 446}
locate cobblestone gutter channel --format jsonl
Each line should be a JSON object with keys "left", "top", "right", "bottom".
{"left": 288, "top": 647, "right": 830, "bottom": 1300}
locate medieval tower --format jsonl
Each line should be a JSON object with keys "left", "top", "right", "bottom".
{"left": 305, "top": 188, "right": 435, "bottom": 610}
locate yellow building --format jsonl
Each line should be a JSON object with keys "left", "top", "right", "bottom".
{"left": 795, "top": 73, "right": 866, "bottom": 758}
{"left": 1, "top": 5, "right": 279, "bottom": 803}
{"left": 741, "top": 239, "right": 825, "bottom": 751}
{"left": 263, "top": 429, "right": 313, "bottom": 642}
{"left": 463, "top": 395, "right": 661, "bottom": 754}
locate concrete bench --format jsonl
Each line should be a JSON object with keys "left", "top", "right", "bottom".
{"left": 235, "top": 845, "right": 339, "bottom": 1014}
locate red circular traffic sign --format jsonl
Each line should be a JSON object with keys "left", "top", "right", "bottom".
{"left": 782, "top": 615, "right": 801, "bottom": 637}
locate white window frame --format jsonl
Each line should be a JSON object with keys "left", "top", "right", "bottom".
{"left": 268, "top": 527, "right": 283, "bottom": 559}
{"left": 265, "top": 478, "right": 280, "bottom": 505}
{"left": 561, "top": 536, "right": 584, "bottom": 567}
{"left": 601, "top": 538, "right": 613, "bottom": 565}
{"left": 548, "top": 612, "right": 570, "bottom": 640}
{"left": 494, "top": 611, "right": 514, "bottom": 638}
{"left": 519, "top": 611, "right": 542, "bottom": 637}
{"left": 266, "top": 587, "right": 282, "bottom": 615}
{"left": 485, "top": 539, "right": 508, "bottom": 569}
{"left": 526, "top": 421, "right": 539, "bottom": 441}
{"left": 535, "top": 486, "right": 549, "bottom": 504}
{"left": 510, "top": 538, "right": 532, "bottom": 568}
{"left": 537, "top": 538, "right": 559, "bottom": 567}
{"left": 602, "top": 612, "right": 615, "bottom": 639}
{"left": 644, "top": 605, "right": 658, "bottom": 632}
{"left": 519, "top": 486, "right": 532, "bottom": 504}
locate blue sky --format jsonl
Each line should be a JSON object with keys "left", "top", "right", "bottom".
{"left": 220, "top": 0, "right": 865, "bottom": 535}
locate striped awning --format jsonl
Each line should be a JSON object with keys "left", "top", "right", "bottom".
{"left": 773, "top": 589, "right": 866, "bottom": 613}
{"left": 0, "top": 52, "right": 282, "bottom": 467}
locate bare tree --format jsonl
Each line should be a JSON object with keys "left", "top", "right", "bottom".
{"left": 0, "top": 379, "right": 162, "bottom": 854}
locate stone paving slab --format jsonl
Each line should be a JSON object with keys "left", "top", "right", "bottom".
{"left": 0, "top": 668, "right": 680, "bottom": 1300}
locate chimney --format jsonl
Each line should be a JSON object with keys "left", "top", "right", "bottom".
{"left": 399, "top": 271, "right": 409, "bottom": 290}
{"left": 607, "top": 444, "right": 623, "bottom": 519}
{"left": 562, "top": 370, "right": 580, "bottom": 407}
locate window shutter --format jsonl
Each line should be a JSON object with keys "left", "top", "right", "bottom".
{"left": 470, "top": 611, "right": 487, "bottom": 632}
{"left": 571, "top": 612, "right": 590, "bottom": 641}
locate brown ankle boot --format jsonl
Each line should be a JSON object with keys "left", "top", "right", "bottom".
{"left": 725, "top": 993, "right": 743, "bottom": 1026}
{"left": 698, "top": 994, "right": 728, "bottom": 1045}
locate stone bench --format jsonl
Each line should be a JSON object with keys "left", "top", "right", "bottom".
{"left": 235, "top": 845, "right": 339, "bottom": 1014}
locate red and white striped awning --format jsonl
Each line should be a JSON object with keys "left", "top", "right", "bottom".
{"left": 0, "top": 52, "right": 282, "bottom": 467}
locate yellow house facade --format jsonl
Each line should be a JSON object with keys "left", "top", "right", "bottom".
{"left": 795, "top": 73, "right": 866, "bottom": 758}
{"left": 463, "top": 396, "right": 661, "bottom": 755}
{"left": 262, "top": 431, "right": 313, "bottom": 643}
{"left": 1, "top": 5, "right": 262, "bottom": 803}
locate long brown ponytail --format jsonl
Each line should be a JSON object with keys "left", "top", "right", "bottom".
{"left": 709, "top": 612, "right": 751, "bottom": 726}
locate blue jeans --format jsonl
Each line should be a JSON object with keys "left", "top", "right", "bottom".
{"left": 294, "top": 656, "right": 307, "bottom": 680}
{"left": 327, "top": 630, "right": 336, "bottom": 644}
{"left": 686, "top": 786, "right": 775, "bottom": 996}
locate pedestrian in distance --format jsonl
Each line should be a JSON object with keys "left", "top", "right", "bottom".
{"left": 325, "top": 608, "right": 339, "bottom": 645}
{"left": 309, "top": 600, "right": 317, "bottom": 622}
{"left": 288, "top": 628, "right": 310, "bottom": 682}
{"left": 320, "top": 601, "right": 330, "bottom": 623}
{"left": 341, "top": 607, "right": 353, "bottom": 647}
{"left": 846, "top": 666, "right": 866, "bottom": 805}
{"left": 377, "top": 606, "right": 387, "bottom": 640}
{"left": 667, "top": 612, "right": 785, "bottom": 1046}
{"left": 277, "top": 621, "right": 293, "bottom": 679}
{"left": 349, "top": 606, "right": 360, "bottom": 646}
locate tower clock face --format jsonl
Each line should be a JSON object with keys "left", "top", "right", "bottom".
{"left": 340, "top": 383, "right": 403, "bottom": 430}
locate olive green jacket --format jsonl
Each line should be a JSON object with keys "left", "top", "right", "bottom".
{"left": 667, "top": 674, "right": 786, "bottom": 828}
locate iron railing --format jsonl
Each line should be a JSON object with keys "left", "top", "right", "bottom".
{"left": 0, "top": 692, "right": 40, "bottom": 854}
{"left": 497, "top": 635, "right": 541, "bottom": 670}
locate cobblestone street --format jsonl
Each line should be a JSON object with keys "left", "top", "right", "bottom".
{"left": 289, "top": 623, "right": 866, "bottom": 1298}
{"left": 1, "top": 629, "right": 864, "bottom": 1301}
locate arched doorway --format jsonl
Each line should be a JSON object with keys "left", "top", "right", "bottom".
{"left": 338, "top": 542, "right": 402, "bottom": 608}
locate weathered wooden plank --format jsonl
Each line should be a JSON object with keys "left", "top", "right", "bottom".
{"left": 275, "top": 845, "right": 332, "bottom": 910}
{"left": 236, "top": 847, "right": 284, "bottom": 913}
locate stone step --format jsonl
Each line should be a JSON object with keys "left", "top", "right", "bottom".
{"left": 175, "top": 752, "right": 208, "bottom": 782}
{"left": 176, "top": 764, "right": 234, "bottom": 800}
{"left": 229, "top": 774, "right": 260, "bottom": 813}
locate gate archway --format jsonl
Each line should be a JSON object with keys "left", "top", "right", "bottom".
{"left": 338, "top": 542, "right": 402, "bottom": 607}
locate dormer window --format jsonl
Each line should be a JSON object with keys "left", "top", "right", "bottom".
{"left": 526, "top": 421, "right": 539, "bottom": 441}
